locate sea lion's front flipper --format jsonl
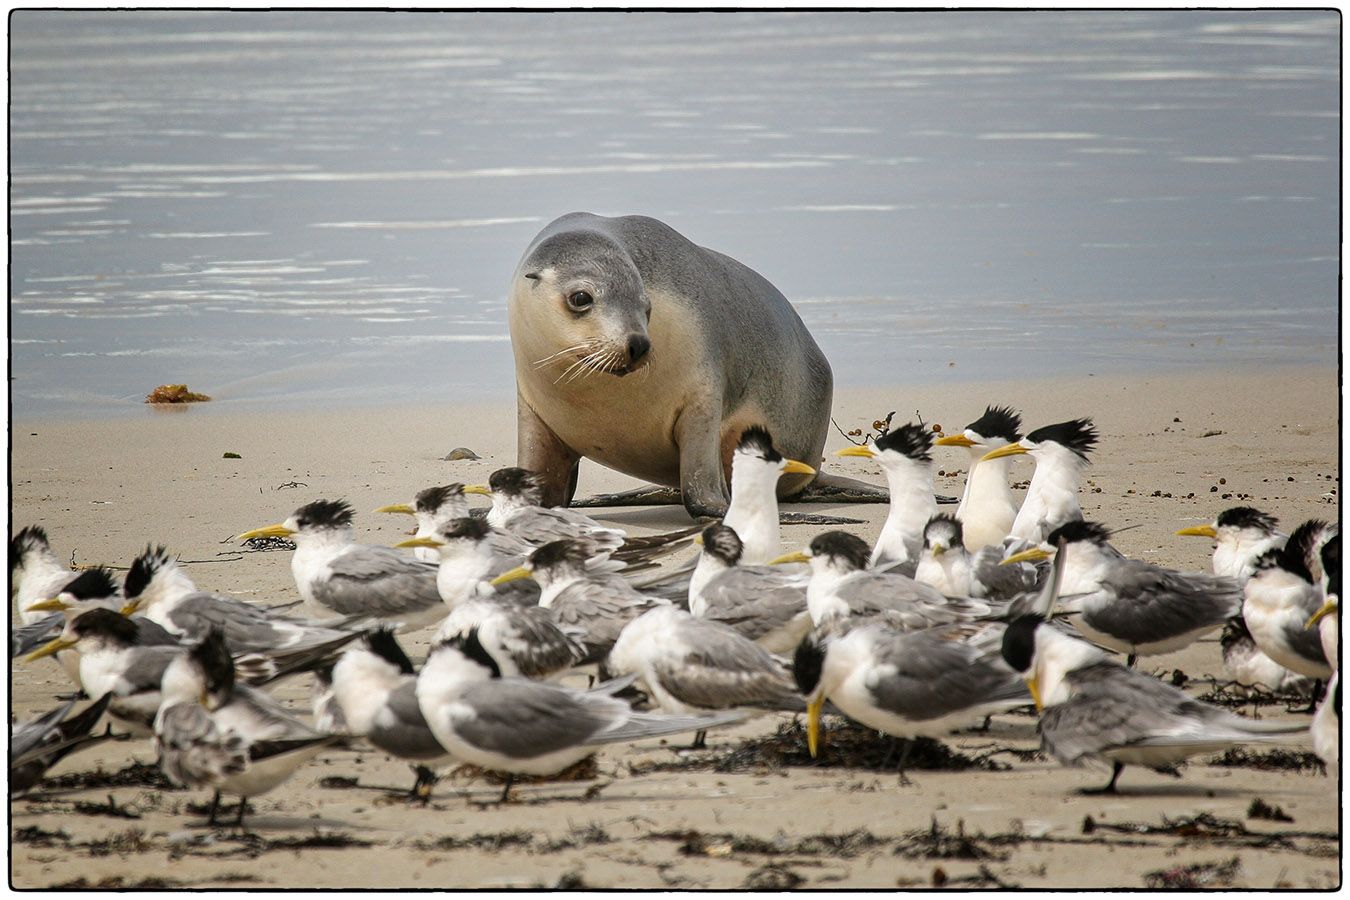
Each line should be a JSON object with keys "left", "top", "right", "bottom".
{"left": 789, "top": 472, "right": 957, "bottom": 505}
{"left": 517, "top": 392, "right": 582, "bottom": 508}
{"left": 569, "top": 485, "right": 685, "bottom": 508}
{"left": 778, "top": 511, "right": 866, "bottom": 525}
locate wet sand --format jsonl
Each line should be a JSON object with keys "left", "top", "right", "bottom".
{"left": 9, "top": 365, "right": 1340, "bottom": 889}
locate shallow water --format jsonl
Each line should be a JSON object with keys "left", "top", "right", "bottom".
{"left": 9, "top": 10, "right": 1339, "bottom": 419}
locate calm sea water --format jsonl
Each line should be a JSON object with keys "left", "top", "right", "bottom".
{"left": 9, "top": 10, "right": 1340, "bottom": 419}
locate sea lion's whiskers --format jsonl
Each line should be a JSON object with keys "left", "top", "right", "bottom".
{"left": 533, "top": 341, "right": 598, "bottom": 370}
{"left": 562, "top": 347, "right": 609, "bottom": 385}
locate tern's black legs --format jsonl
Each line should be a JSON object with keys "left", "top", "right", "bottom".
{"left": 1306, "top": 680, "right": 1325, "bottom": 714}
{"left": 206, "top": 790, "right": 222, "bottom": 825}
{"left": 880, "top": 735, "right": 899, "bottom": 769}
{"left": 1080, "top": 761, "right": 1125, "bottom": 795}
{"left": 411, "top": 765, "right": 438, "bottom": 802}
{"left": 499, "top": 774, "right": 515, "bottom": 804}
{"left": 895, "top": 738, "right": 916, "bottom": 786}
{"left": 1126, "top": 653, "right": 1138, "bottom": 669}
{"left": 691, "top": 730, "right": 708, "bottom": 750}
{"left": 234, "top": 798, "right": 248, "bottom": 827}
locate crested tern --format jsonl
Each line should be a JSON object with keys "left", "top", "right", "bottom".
{"left": 1003, "top": 520, "right": 1241, "bottom": 664}
{"left": 982, "top": 417, "right": 1098, "bottom": 544}
{"left": 1177, "top": 506, "right": 1286, "bottom": 584}
{"left": 1000, "top": 613, "right": 1308, "bottom": 794}
{"left": 834, "top": 422, "right": 936, "bottom": 571}
{"left": 239, "top": 499, "right": 446, "bottom": 632}
{"left": 331, "top": 629, "right": 454, "bottom": 798}
{"left": 400, "top": 518, "right": 585, "bottom": 679}
{"left": 609, "top": 604, "right": 804, "bottom": 747}
{"left": 123, "top": 545, "right": 363, "bottom": 660}
{"left": 687, "top": 523, "right": 812, "bottom": 655}
{"left": 914, "top": 514, "right": 1040, "bottom": 601}
{"left": 491, "top": 539, "right": 670, "bottom": 665}
{"left": 375, "top": 483, "right": 507, "bottom": 563}
{"left": 11, "top": 525, "right": 80, "bottom": 627}
{"left": 772, "top": 531, "right": 999, "bottom": 629}
{"left": 155, "top": 629, "right": 342, "bottom": 827}
{"left": 793, "top": 618, "right": 1029, "bottom": 780}
{"left": 1242, "top": 520, "right": 1334, "bottom": 681}
{"left": 722, "top": 426, "right": 817, "bottom": 565}
{"left": 933, "top": 405, "right": 1022, "bottom": 551}
{"left": 415, "top": 629, "right": 742, "bottom": 801}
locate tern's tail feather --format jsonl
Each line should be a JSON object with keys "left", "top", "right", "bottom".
{"left": 587, "top": 710, "right": 745, "bottom": 746}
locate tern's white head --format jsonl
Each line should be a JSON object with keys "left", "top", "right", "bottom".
{"left": 122, "top": 545, "right": 197, "bottom": 616}
{"left": 934, "top": 405, "right": 1022, "bottom": 458}
{"left": 1176, "top": 507, "right": 1284, "bottom": 582}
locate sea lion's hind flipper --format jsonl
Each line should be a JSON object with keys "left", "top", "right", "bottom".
{"left": 790, "top": 472, "right": 957, "bottom": 505}
{"left": 570, "top": 485, "right": 685, "bottom": 508}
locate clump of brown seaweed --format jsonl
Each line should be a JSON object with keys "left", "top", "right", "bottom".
{"left": 145, "top": 384, "right": 210, "bottom": 404}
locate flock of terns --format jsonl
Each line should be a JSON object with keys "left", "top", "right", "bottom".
{"left": 11, "top": 406, "right": 1340, "bottom": 831}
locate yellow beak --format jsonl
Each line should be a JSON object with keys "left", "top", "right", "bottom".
{"left": 119, "top": 598, "right": 141, "bottom": 617}
{"left": 934, "top": 434, "right": 975, "bottom": 448}
{"left": 25, "top": 597, "right": 70, "bottom": 614}
{"left": 489, "top": 566, "right": 533, "bottom": 587}
{"left": 1026, "top": 676, "right": 1042, "bottom": 712}
{"left": 237, "top": 523, "right": 296, "bottom": 541}
{"left": 979, "top": 442, "right": 1028, "bottom": 462}
{"left": 375, "top": 503, "right": 416, "bottom": 516}
{"left": 768, "top": 551, "right": 810, "bottom": 566}
{"left": 1306, "top": 600, "right": 1338, "bottom": 630}
{"left": 463, "top": 485, "right": 493, "bottom": 497}
{"left": 931, "top": 543, "right": 946, "bottom": 557}
{"left": 1175, "top": 524, "right": 1218, "bottom": 539}
{"left": 781, "top": 459, "right": 816, "bottom": 477}
{"left": 834, "top": 446, "right": 875, "bottom": 459}
{"left": 395, "top": 537, "right": 443, "bottom": 549}
{"left": 806, "top": 693, "right": 825, "bottom": 758}
{"left": 1001, "top": 547, "right": 1051, "bottom": 567}
{"left": 693, "top": 534, "right": 704, "bottom": 546}
{"left": 24, "top": 636, "right": 77, "bottom": 663}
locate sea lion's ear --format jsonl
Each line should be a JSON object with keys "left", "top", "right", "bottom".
{"left": 524, "top": 272, "right": 541, "bottom": 282}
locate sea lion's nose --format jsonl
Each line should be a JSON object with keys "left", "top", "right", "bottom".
{"left": 626, "top": 334, "right": 651, "bottom": 364}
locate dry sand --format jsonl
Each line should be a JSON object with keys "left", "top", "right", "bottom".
{"left": 9, "top": 365, "right": 1341, "bottom": 889}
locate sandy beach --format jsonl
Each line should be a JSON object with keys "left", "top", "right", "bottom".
{"left": 9, "top": 365, "right": 1340, "bottom": 889}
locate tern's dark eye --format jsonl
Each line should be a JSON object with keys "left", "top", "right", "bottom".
{"left": 566, "top": 291, "right": 594, "bottom": 313}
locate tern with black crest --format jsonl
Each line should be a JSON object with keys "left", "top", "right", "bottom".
{"left": 981, "top": 417, "right": 1098, "bottom": 544}
{"left": 834, "top": 422, "right": 936, "bottom": 572}
{"left": 933, "top": 405, "right": 1022, "bottom": 551}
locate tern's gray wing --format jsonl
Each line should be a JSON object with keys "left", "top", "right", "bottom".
{"left": 504, "top": 507, "right": 624, "bottom": 551}
{"left": 655, "top": 623, "right": 803, "bottom": 712}
{"left": 155, "top": 702, "right": 247, "bottom": 789}
{"left": 1041, "top": 662, "right": 1304, "bottom": 768}
{"left": 369, "top": 680, "right": 448, "bottom": 761}
{"left": 550, "top": 581, "right": 664, "bottom": 664}
{"left": 453, "top": 679, "right": 627, "bottom": 758}
{"left": 317, "top": 546, "right": 443, "bottom": 618}
{"left": 1278, "top": 616, "right": 1331, "bottom": 670}
{"left": 10, "top": 700, "right": 77, "bottom": 762}
{"left": 12, "top": 613, "right": 64, "bottom": 658}
{"left": 972, "top": 547, "right": 1041, "bottom": 600}
{"left": 865, "top": 624, "right": 1029, "bottom": 721}
{"left": 873, "top": 555, "right": 919, "bottom": 579}
{"left": 486, "top": 576, "right": 543, "bottom": 609}
{"left": 216, "top": 683, "right": 321, "bottom": 743}
{"left": 701, "top": 568, "right": 810, "bottom": 644}
{"left": 480, "top": 606, "right": 585, "bottom": 678}
{"left": 839, "top": 573, "right": 998, "bottom": 630}
{"left": 133, "top": 616, "right": 181, "bottom": 646}
{"left": 164, "top": 593, "right": 344, "bottom": 652}
{"left": 1077, "top": 562, "right": 1241, "bottom": 645}
{"left": 835, "top": 572, "right": 961, "bottom": 623}
{"left": 118, "top": 646, "right": 182, "bottom": 695}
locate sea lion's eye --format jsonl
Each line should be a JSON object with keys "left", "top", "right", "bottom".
{"left": 567, "top": 291, "right": 594, "bottom": 312}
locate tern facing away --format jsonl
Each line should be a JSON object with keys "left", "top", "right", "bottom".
{"left": 934, "top": 405, "right": 1023, "bottom": 551}
{"left": 1242, "top": 520, "right": 1335, "bottom": 681}
{"left": 1000, "top": 614, "right": 1308, "bottom": 794}
{"left": 155, "top": 629, "right": 343, "bottom": 827}
{"left": 239, "top": 499, "right": 446, "bottom": 632}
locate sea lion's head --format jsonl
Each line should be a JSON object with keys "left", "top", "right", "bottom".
{"left": 515, "top": 230, "right": 653, "bottom": 380}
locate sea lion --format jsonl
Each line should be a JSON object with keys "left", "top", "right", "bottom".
{"left": 508, "top": 212, "right": 889, "bottom": 520}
